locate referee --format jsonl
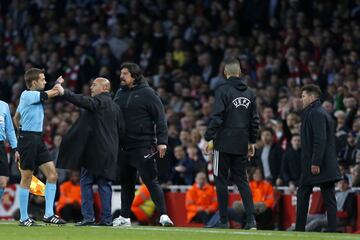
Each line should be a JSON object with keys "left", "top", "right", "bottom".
{"left": 0, "top": 100, "right": 19, "bottom": 200}
{"left": 203, "top": 59, "right": 259, "bottom": 229}
{"left": 13, "top": 68, "right": 65, "bottom": 226}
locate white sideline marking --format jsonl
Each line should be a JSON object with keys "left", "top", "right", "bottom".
{"left": 116, "top": 227, "right": 359, "bottom": 239}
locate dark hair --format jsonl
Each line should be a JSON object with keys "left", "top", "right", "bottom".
{"left": 301, "top": 84, "right": 322, "bottom": 98}
{"left": 120, "top": 62, "right": 145, "bottom": 84}
{"left": 341, "top": 175, "right": 349, "bottom": 184}
{"left": 24, "top": 68, "right": 45, "bottom": 88}
{"left": 291, "top": 133, "right": 300, "bottom": 139}
{"left": 261, "top": 127, "right": 275, "bottom": 136}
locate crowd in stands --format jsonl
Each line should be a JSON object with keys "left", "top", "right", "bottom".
{"left": 1, "top": 0, "right": 360, "bottom": 230}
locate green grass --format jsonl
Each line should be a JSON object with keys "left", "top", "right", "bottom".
{"left": 0, "top": 222, "right": 358, "bottom": 240}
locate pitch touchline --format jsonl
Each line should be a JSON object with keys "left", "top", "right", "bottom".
{"left": 120, "top": 227, "right": 358, "bottom": 239}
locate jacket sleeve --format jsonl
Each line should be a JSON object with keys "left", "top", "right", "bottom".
{"left": 4, "top": 103, "right": 17, "bottom": 149}
{"left": 249, "top": 96, "right": 259, "bottom": 144}
{"left": 264, "top": 183, "right": 275, "bottom": 208}
{"left": 147, "top": 91, "right": 168, "bottom": 145}
{"left": 206, "top": 187, "right": 218, "bottom": 213}
{"left": 185, "top": 187, "right": 199, "bottom": 212}
{"left": 62, "top": 90, "right": 100, "bottom": 112}
{"left": 310, "top": 111, "right": 327, "bottom": 166}
{"left": 204, "top": 87, "right": 227, "bottom": 141}
{"left": 117, "top": 106, "right": 126, "bottom": 137}
{"left": 113, "top": 89, "right": 121, "bottom": 104}
{"left": 280, "top": 153, "right": 290, "bottom": 184}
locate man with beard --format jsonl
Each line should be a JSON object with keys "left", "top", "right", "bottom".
{"left": 112, "top": 62, "right": 173, "bottom": 227}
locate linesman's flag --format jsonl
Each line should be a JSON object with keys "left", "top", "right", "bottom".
{"left": 18, "top": 163, "right": 45, "bottom": 196}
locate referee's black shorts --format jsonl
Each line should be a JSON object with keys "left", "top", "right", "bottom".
{"left": 18, "top": 131, "right": 51, "bottom": 171}
{"left": 0, "top": 141, "right": 9, "bottom": 177}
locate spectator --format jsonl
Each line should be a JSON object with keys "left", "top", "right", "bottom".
{"left": 277, "top": 134, "right": 302, "bottom": 188}
{"left": 252, "top": 127, "right": 283, "bottom": 184}
{"left": 185, "top": 172, "right": 217, "bottom": 224}
{"left": 233, "top": 167, "right": 275, "bottom": 230}
{"left": 56, "top": 171, "right": 82, "bottom": 223}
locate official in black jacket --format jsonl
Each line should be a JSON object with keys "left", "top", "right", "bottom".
{"left": 203, "top": 59, "right": 259, "bottom": 229}
{"left": 56, "top": 78, "right": 125, "bottom": 226}
{"left": 112, "top": 62, "right": 173, "bottom": 227}
{"left": 295, "top": 84, "right": 341, "bottom": 232}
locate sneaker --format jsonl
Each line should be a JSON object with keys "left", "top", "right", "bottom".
{"left": 19, "top": 218, "right": 38, "bottom": 227}
{"left": 244, "top": 221, "right": 257, "bottom": 230}
{"left": 159, "top": 214, "right": 174, "bottom": 227}
{"left": 112, "top": 215, "right": 131, "bottom": 227}
{"left": 207, "top": 220, "right": 229, "bottom": 229}
{"left": 75, "top": 220, "right": 95, "bottom": 226}
{"left": 43, "top": 214, "right": 67, "bottom": 225}
{"left": 96, "top": 221, "right": 113, "bottom": 227}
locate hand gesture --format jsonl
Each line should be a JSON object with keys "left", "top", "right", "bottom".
{"left": 203, "top": 140, "right": 214, "bottom": 155}
{"left": 311, "top": 165, "right": 320, "bottom": 175}
{"left": 14, "top": 150, "right": 20, "bottom": 163}
{"left": 247, "top": 144, "right": 255, "bottom": 160}
{"left": 157, "top": 144, "right": 167, "bottom": 158}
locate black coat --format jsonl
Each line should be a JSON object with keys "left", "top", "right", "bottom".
{"left": 204, "top": 77, "right": 259, "bottom": 155}
{"left": 280, "top": 147, "right": 301, "bottom": 185}
{"left": 57, "top": 91, "right": 125, "bottom": 180}
{"left": 300, "top": 100, "right": 341, "bottom": 186}
{"left": 113, "top": 82, "right": 167, "bottom": 149}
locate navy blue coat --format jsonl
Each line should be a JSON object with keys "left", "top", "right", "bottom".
{"left": 299, "top": 100, "right": 341, "bottom": 186}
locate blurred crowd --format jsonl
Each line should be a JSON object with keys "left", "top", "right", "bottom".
{"left": 0, "top": 0, "right": 360, "bottom": 191}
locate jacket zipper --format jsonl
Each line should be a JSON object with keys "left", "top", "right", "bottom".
{"left": 126, "top": 91, "right": 134, "bottom": 108}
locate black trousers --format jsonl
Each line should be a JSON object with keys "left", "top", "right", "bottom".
{"left": 118, "top": 148, "right": 167, "bottom": 218}
{"left": 295, "top": 182, "right": 337, "bottom": 232}
{"left": 60, "top": 204, "right": 82, "bottom": 222}
{"left": 213, "top": 150, "right": 255, "bottom": 223}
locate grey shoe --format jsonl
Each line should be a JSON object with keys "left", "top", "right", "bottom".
{"left": 208, "top": 221, "right": 229, "bottom": 229}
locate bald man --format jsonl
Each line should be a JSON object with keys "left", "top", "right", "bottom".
{"left": 203, "top": 59, "right": 259, "bottom": 229}
{"left": 55, "top": 78, "right": 125, "bottom": 226}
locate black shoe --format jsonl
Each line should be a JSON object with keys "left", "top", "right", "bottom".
{"left": 19, "top": 218, "right": 38, "bottom": 227}
{"left": 244, "top": 221, "right": 257, "bottom": 230}
{"left": 96, "top": 222, "right": 113, "bottom": 226}
{"left": 207, "top": 221, "right": 229, "bottom": 229}
{"left": 43, "top": 215, "right": 67, "bottom": 225}
{"left": 75, "top": 220, "right": 95, "bottom": 226}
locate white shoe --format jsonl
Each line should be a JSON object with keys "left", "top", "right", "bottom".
{"left": 159, "top": 214, "right": 173, "bottom": 227}
{"left": 112, "top": 215, "right": 131, "bottom": 227}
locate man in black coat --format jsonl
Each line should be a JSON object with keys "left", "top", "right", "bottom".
{"left": 56, "top": 78, "right": 125, "bottom": 226}
{"left": 295, "top": 84, "right": 341, "bottom": 232}
{"left": 112, "top": 62, "right": 173, "bottom": 227}
{"left": 203, "top": 59, "right": 259, "bottom": 229}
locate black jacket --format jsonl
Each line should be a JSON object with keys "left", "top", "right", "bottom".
{"left": 300, "top": 100, "right": 341, "bottom": 186}
{"left": 252, "top": 143, "right": 283, "bottom": 184}
{"left": 204, "top": 77, "right": 259, "bottom": 154}
{"left": 57, "top": 91, "right": 125, "bottom": 180}
{"left": 114, "top": 82, "right": 167, "bottom": 149}
{"left": 280, "top": 147, "right": 301, "bottom": 185}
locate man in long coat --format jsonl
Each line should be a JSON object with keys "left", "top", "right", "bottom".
{"left": 295, "top": 84, "right": 341, "bottom": 232}
{"left": 56, "top": 78, "right": 125, "bottom": 226}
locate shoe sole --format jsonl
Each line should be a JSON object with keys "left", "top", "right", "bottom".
{"left": 161, "top": 222, "right": 174, "bottom": 227}
{"left": 112, "top": 224, "right": 131, "bottom": 227}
